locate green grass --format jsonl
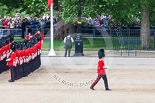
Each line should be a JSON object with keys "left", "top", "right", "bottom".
{"left": 14, "top": 39, "right": 25, "bottom": 42}
{"left": 40, "top": 38, "right": 114, "bottom": 51}
{"left": 14, "top": 37, "right": 154, "bottom": 51}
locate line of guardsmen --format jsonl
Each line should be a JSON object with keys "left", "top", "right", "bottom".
{"left": 6, "top": 34, "right": 42, "bottom": 82}
{"left": 0, "top": 34, "right": 14, "bottom": 73}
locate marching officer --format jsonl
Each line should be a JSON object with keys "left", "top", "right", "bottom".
{"left": 90, "top": 49, "right": 111, "bottom": 91}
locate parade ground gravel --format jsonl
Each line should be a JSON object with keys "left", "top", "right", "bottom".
{"left": 0, "top": 51, "right": 155, "bottom": 103}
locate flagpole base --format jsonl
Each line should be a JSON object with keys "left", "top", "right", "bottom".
{"left": 48, "top": 49, "right": 56, "bottom": 56}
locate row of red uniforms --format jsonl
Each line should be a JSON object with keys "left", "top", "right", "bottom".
{"left": 7, "top": 40, "right": 42, "bottom": 82}
{"left": 7, "top": 41, "right": 41, "bottom": 67}
{"left": 0, "top": 43, "right": 11, "bottom": 73}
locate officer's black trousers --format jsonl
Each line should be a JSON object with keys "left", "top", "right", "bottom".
{"left": 91, "top": 74, "right": 109, "bottom": 89}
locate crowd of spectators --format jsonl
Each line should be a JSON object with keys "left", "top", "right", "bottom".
{"left": 84, "top": 14, "right": 112, "bottom": 27}
{"left": 0, "top": 13, "right": 142, "bottom": 30}
{"left": 0, "top": 13, "right": 58, "bottom": 38}
{"left": 0, "top": 13, "right": 57, "bottom": 29}
{"left": 0, "top": 13, "right": 143, "bottom": 30}
{"left": 82, "top": 14, "right": 141, "bottom": 29}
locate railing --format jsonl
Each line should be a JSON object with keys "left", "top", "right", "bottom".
{"left": 81, "top": 27, "right": 155, "bottom": 37}
{"left": 0, "top": 29, "right": 22, "bottom": 37}
{"left": 0, "top": 28, "right": 51, "bottom": 37}
{"left": 80, "top": 27, "right": 155, "bottom": 50}
{"left": 0, "top": 27, "right": 155, "bottom": 50}
{"left": 1, "top": 26, "right": 154, "bottom": 38}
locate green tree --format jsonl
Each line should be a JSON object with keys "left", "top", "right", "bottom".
{"left": 0, "top": 0, "right": 25, "bottom": 17}
{"left": 0, "top": 0, "right": 154, "bottom": 48}
{"left": 60, "top": 0, "right": 155, "bottom": 49}
{"left": 20, "top": 0, "right": 76, "bottom": 40}
{"left": 23, "top": 0, "right": 48, "bottom": 17}
{"left": 105, "top": 0, "right": 155, "bottom": 49}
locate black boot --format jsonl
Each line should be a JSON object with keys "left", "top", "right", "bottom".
{"left": 90, "top": 87, "right": 95, "bottom": 90}
{"left": 105, "top": 88, "right": 111, "bottom": 91}
{"left": 8, "top": 79, "right": 14, "bottom": 82}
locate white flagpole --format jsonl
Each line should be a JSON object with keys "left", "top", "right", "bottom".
{"left": 48, "top": 3, "right": 56, "bottom": 56}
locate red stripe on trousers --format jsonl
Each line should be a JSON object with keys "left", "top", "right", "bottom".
{"left": 91, "top": 75, "right": 100, "bottom": 87}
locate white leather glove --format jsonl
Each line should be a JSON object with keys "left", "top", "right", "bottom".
{"left": 105, "top": 66, "right": 109, "bottom": 69}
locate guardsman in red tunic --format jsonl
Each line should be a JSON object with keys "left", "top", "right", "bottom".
{"left": 24, "top": 41, "right": 30, "bottom": 75}
{"left": 29, "top": 40, "right": 34, "bottom": 73}
{"left": 37, "top": 41, "right": 42, "bottom": 68}
{"left": 34, "top": 27, "right": 43, "bottom": 44}
{"left": 18, "top": 46, "right": 24, "bottom": 78}
{"left": 38, "top": 35, "right": 42, "bottom": 68}
{"left": 26, "top": 33, "right": 33, "bottom": 40}
{"left": 14, "top": 42, "right": 21, "bottom": 79}
{"left": 32, "top": 42, "right": 37, "bottom": 71}
{"left": 22, "top": 41, "right": 27, "bottom": 77}
{"left": 26, "top": 41, "right": 31, "bottom": 74}
{"left": 90, "top": 49, "right": 111, "bottom": 91}
{"left": 34, "top": 35, "right": 41, "bottom": 69}
{"left": 6, "top": 43, "right": 17, "bottom": 82}
{"left": 26, "top": 28, "right": 33, "bottom": 40}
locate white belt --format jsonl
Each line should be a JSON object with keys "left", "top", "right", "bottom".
{"left": 19, "top": 57, "right": 23, "bottom": 65}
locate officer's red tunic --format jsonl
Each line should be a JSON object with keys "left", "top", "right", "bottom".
{"left": 97, "top": 60, "right": 106, "bottom": 75}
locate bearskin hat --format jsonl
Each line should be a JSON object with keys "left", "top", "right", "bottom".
{"left": 28, "top": 28, "right": 32, "bottom": 34}
{"left": 10, "top": 42, "right": 16, "bottom": 52}
{"left": 98, "top": 49, "right": 105, "bottom": 59}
